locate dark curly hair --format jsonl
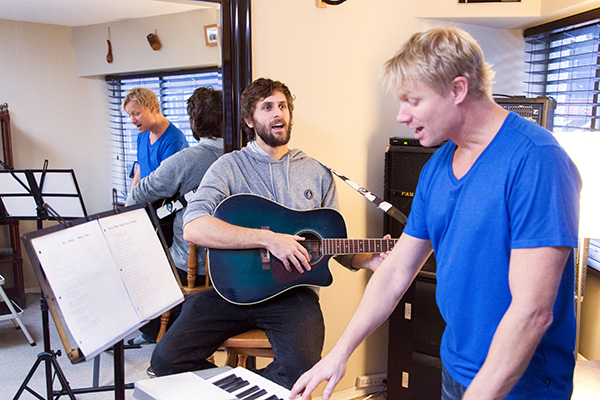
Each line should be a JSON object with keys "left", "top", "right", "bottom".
{"left": 240, "top": 78, "right": 295, "bottom": 141}
{"left": 186, "top": 87, "right": 223, "bottom": 140}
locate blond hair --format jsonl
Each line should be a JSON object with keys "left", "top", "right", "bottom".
{"left": 122, "top": 87, "right": 160, "bottom": 111}
{"left": 381, "top": 27, "right": 494, "bottom": 98}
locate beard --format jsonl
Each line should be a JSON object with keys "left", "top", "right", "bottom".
{"left": 254, "top": 118, "right": 292, "bottom": 147}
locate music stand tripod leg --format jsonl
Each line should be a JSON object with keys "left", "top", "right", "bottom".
{"left": 12, "top": 297, "right": 76, "bottom": 400}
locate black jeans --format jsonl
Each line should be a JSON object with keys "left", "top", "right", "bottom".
{"left": 151, "top": 287, "right": 325, "bottom": 389}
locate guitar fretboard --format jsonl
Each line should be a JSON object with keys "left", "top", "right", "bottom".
{"left": 321, "top": 239, "right": 397, "bottom": 255}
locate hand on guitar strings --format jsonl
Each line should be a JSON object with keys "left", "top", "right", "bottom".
{"left": 265, "top": 231, "right": 312, "bottom": 274}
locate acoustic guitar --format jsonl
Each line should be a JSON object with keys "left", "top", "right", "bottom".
{"left": 208, "top": 194, "right": 397, "bottom": 305}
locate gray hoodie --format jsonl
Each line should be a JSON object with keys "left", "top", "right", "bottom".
{"left": 184, "top": 140, "right": 339, "bottom": 223}
{"left": 127, "top": 138, "right": 224, "bottom": 273}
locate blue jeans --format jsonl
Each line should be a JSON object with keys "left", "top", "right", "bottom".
{"left": 442, "top": 363, "right": 468, "bottom": 400}
{"left": 151, "top": 287, "right": 325, "bottom": 389}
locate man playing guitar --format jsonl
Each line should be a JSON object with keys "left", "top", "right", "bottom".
{"left": 150, "top": 78, "right": 386, "bottom": 389}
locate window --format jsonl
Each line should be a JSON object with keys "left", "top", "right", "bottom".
{"left": 106, "top": 68, "right": 222, "bottom": 205}
{"left": 524, "top": 9, "right": 600, "bottom": 133}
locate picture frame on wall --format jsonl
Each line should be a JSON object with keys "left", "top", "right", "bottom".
{"left": 204, "top": 24, "right": 219, "bottom": 47}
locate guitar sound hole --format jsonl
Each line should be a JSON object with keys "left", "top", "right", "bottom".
{"left": 300, "top": 232, "right": 321, "bottom": 263}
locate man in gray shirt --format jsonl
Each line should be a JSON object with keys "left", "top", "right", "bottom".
{"left": 151, "top": 78, "right": 385, "bottom": 388}
{"left": 126, "top": 87, "right": 224, "bottom": 344}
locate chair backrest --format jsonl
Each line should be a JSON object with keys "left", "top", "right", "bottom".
{"left": 157, "top": 243, "right": 213, "bottom": 343}
{"left": 184, "top": 242, "right": 211, "bottom": 295}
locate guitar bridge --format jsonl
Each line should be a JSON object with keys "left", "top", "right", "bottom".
{"left": 260, "top": 248, "right": 270, "bottom": 270}
{"left": 260, "top": 226, "right": 270, "bottom": 270}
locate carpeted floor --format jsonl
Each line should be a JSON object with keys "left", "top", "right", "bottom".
{"left": 2, "top": 293, "right": 159, "bottom": 399}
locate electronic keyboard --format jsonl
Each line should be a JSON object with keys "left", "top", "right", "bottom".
{"left": 209, "top": 367, "right": 295, "bottom": 400}
{"left": 133, "top": 366, "right": 298, "bottom": 400}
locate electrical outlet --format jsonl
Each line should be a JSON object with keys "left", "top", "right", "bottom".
{"left": 355, "top": 373, "right": 387, "bottom": 388}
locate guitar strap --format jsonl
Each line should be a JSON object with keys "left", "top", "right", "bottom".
{"left": 329, "top": 168, "right": 408, "bottom": 226}
{"left": 154, "top": 169, "right": 407, "bottom": 226}
{"left": 155, "top": 188, "right": 197, "bottom": 219}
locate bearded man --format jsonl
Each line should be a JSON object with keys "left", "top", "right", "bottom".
{"left": 150, "top": 78, "right": 385, "bottom": 389}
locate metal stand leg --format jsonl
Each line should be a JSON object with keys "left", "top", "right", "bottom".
{"left": 12, "top": 298, "right": 75, "bottom": 400}
{"left": 93, "top": 354, "right": 101, "bottom": 387}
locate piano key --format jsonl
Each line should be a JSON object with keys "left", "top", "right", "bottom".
{"left": 133, "top": 371, "right": 237, "bottom": 400}
{"left": 214, "top": 374, "right": 239, "bottom": 387}
{"left": 209, "top": 367, "right": 298, "bottom": 400}
{"left": 220, "top": 378, "right": 244, "bottom": 391}
{"left": 236, "top": 385, "right": 261, "bottom": 399}
{"left": 226, "top": 379, "right": 250, "bottom": 392}
{"left": 242, "top": 388, "right": 267, "bottom": 400}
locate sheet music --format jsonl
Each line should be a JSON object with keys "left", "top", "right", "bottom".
{"left": 29, "top": 207, "right": 184, "bottom": 359}
{"left": 99, "top": 208, "right": 183, "bottom": 320}
{"left": 31, "top": 220, "right": 141, "bottom": 358}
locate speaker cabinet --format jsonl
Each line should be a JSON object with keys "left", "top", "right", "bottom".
{"left": 384, "top": 142, "right": 438, "bottom": 271}
{"left": 385, "top": 140, "right": 445, "bottom": 400}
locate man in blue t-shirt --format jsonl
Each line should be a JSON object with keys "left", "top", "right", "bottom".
{"left": 123, "top": 88, "right": 188, "bottom": 193}
{"left": 292, "top": 27, "right": 581, "bottom": 400}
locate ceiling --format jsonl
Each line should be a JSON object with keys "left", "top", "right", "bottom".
{"left": 0, "top": 0, "right": 215, "bottom": 27}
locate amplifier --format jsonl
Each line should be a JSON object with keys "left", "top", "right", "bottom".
{"left": 494, "top": 95, "right": 556, "bottom": 130}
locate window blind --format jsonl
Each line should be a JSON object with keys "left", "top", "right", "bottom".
{"left": 106, "top": 68, "right": 222, "bottom": 205}
{"left": 524, "top": 13, "right": 600, "bottom": 133}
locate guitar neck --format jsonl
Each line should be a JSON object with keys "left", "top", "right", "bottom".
{"left": 321, "top": 239, "right": 397, "bottom": 255}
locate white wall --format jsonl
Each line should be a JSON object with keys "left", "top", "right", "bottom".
{"left": 72, "top": 9, "right": 220, "bottom": 77}
{"left": 251, "top": 1, "right": 526, "bottom": 395}
{"left": 0, "top": 20, "right": 110, "bottom": 211}
{"left": 0, "top": 19, "right": 110, "bottom": 290}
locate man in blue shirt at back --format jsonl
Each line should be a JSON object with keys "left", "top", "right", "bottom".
{"left": 123, "top": 87, "right": 188, "bottom": 193}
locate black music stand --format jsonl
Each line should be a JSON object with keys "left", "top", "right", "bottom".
{"left": 0, "top": 166, "right": 130, "bottom": 400}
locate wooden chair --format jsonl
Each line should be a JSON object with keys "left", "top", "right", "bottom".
{"left": 182, "top": 242, "right": 213, "bottom": 296}
{"left": 222, "top": 330, "right": 311, "bottom": 399}
{"left": 156, "top": 243, "right": 212, "bottom": 342}
{"left": 223, "top": 329, "right": 274, "bottom": 369}
{"left": 156, "top": 244, "right": 275, "bottom": 372}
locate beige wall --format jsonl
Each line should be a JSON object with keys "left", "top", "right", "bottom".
{"left": 251, "top": 1, "right": 526, "bottom": 394}
{"left": 1, "top": 0, "right": 598, "bottom": 397}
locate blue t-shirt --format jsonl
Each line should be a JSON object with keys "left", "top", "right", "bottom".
{"left": 137, "top": 122, "right": 188, "bottom": 178}
{"left": 404, "top": 112, "right": 581, "bottom": 399}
